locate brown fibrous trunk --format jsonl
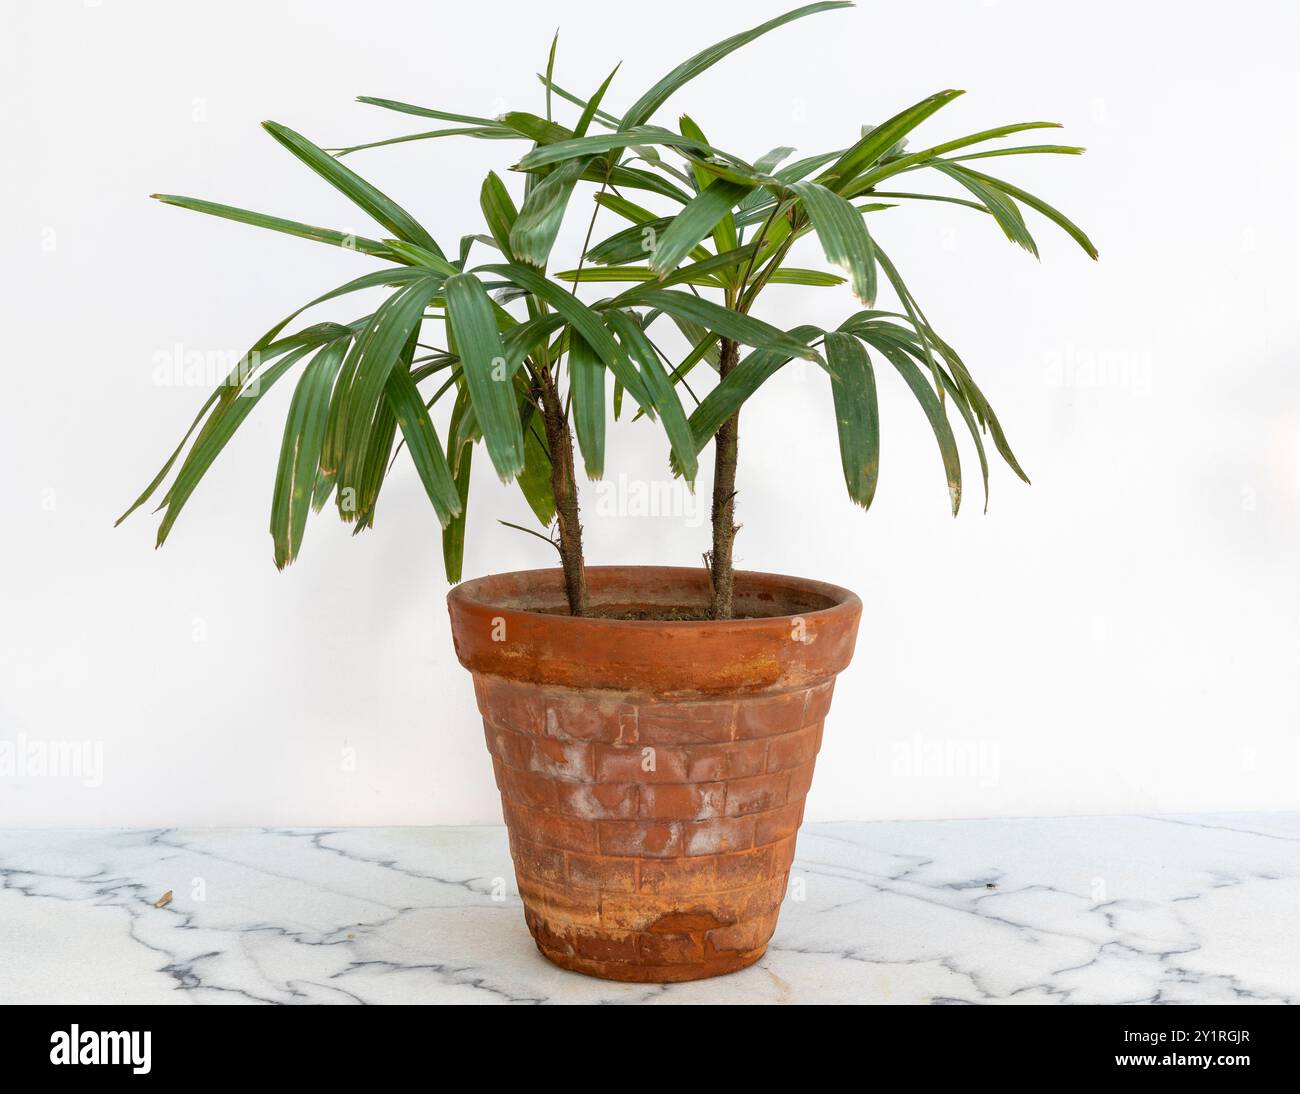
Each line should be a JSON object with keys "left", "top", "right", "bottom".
{"left": 536, "top": 371, "right": 588, "bottom": 617}
{"left": 709, "top": 337, "right": 741, "bottom": 620}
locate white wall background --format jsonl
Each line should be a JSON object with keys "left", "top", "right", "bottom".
{"left": 2, "top": 0, "right": 1298, "bottom": 827}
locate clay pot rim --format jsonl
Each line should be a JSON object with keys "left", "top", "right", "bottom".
{"left": 447, "top": 565, "right": 862, "bottom": 631}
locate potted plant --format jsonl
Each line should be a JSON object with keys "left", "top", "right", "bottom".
{"left": 122, "top": 1, "right": 1095, "bottom": 981}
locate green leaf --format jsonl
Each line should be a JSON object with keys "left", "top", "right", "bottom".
{"left": 609, "top": 244, "right": 765, "bottom": 299}
{"left": 477, "top": 263, "right": 655, "bottom": 410}
{"left": 909, "top": 326, "right": 1029, "bottom": 485}
{"left": 631, "top": 290, "right": 822, "bottom": 363}
{"left": 678, "top": 151, "right": 776, "bottom": 190}
{"left": 331, "top": 126, "right": 514, "bottom": 157}
{"left": 501, "top": 311, "right": 567, "bottom": 375}
{"left": 356, "top": 96, "right": 498, "bottom": 127}
{"left": 872, "top": 245, "right": 944, "bottom": 392}
{"left": 843, "top": 121, "right": 1066, "bottom": 194}
{"left": 261, "top": 121, "right": 444, "bottom": 257}
{"left": 875, "top": 337, "right": 962, "bottom": 515}
{"left": 663, "top": 326, "right": 720, "bottom": 389}
{"left": 680, "top": 115, "right": 740, "bottom": 264}
{"left": 576, "top": 64, "right": 621, "bottom": 138}
{"left": 948, "top": 144, "right": 1085, "bottom": 162}
{"left": 660, "top": 245, "right": 757, "bottom": 288}
{"left": 680, "top": 325, "right": 822, "bottom": 458}
{"left": 509, "top": 155, "right": 591, "bottom": 267}
{"left": 586, "top": 218, "right": 670, "bottom": 265}
{"left": 537, "top": 73, "right": 621, "bottom": 130}
{"left": 623, "top": 146, "right": 697, "bottom": 190}
{"left": 518, "top": 410, "right": 557, "bottom": 525}
{"left": 586, "top": 214, "right": 714, "bottom": 266}
{"left": 932, "top": 163, "right": 1038, "bottom": 256}
{"left": 260, "top": 267, "right": 447, "bottom": 350}
{"left": 480, "top": 171, "right": 519, "bottom": 261}
{"left": 772, "top": 147, "right": 850, "bottom": 184}
{"left": 562, "top": 241, "right": 761, "bottom": 290}
{"left": 619, "top": 2, "right": 853, "bottom": 129}
{"left": 595, "top": 162, "right": 691, "bottom": 203}
{"left": 336, "top": 276, "right": 446, "bottom": 485}
{"left": 789, "top": 180, "right": 877, "bottom": 304}
{"left": 384, "top": 366, "right": 463, "bottom": 524}
{"left": 753, "top": 146, "right": 797, "bottom": 174}
{"left": 867, "top": 190, "right": 989, "bottom": 212}
{"left": 854, "top": 321, "right": 991, "bottom": 509}
{"left": 592, "top": 191, "right": 658, "bottom": 225}
{"left": 650, "top": 179, "right": 753, "bottom": 276}
{"left": 382, "top": 239, "right": 454, "bottom": 269}
{"left": 605, "top": 310, "right": 699, "bottom": 485}
{"left": 929, "top": 358, "right": 989, "bottom": 512}
{"left": 514, "top": 125, "right": 716, "bottom": 171}
{"left": 818, "top": 89, "right": 965, "bottom": 193}
{"left": 317, "top": 333, "right": 364, "bottom": 508}
{"left": 443, "top": 273, "right": 526, "bottom": 481}
{"left": 442, "top": 392, "right": 474, "bottom": 582}
{"left": 155, "top": 329, "right": 343, "bottom": 545}
{"left": 846, "top": 309, "right": 1028, "bottom": 490}
{"left": 121, "top": 325, "right": 348, "bottom": 529}
{"left": 270, "top": 339, "right": 349, "bottom": 567}
{"left": 150, "top": 195, "right": 394, "bottom": 259}
{"left": 118, "top": 347, "right": 278, "bottom": 527}
{"left": 347, "top": 379, "right": 399, "bottom": 529}
{"left": 824, "top": 332, "right": 880, "bottom": 509}
{"left": 496, "top": 111, "right": 574, "bottom": 146}
{"left": 544, "top": 29, "right": 559, "bottom": 121}
{"left": 555, "top": 266, "right": 668, "bottom": 284}
{"left": 949, "top": 165, "right": 1099, "bottom": 259}
{"left": 568, "top": 331, "right": 606, "bottom": 479}
{"left": 768, "top": 267, "right": 845, "bottom": 286}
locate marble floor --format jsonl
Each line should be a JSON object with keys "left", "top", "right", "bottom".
{"left": 0, "top": 814, "right": 1296, "bottom": 1004}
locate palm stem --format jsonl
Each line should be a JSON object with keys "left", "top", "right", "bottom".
{"left": 708, "top": 336, "right": 742, "bottom": 619}
{"left": 535, "top": 366, "right": 588, "bottom": 616}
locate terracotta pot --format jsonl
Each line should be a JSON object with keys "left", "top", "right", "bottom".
{"left": 447, "top": 565, "right": 861, "bottom": 982}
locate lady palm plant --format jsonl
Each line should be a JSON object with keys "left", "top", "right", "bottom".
{"left": 122, "top": 1, "right": 1094, "bottom": 618}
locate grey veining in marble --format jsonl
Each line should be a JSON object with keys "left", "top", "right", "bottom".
{"left": 1, "top": 814, "right": 1296, "bottom": 1004}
